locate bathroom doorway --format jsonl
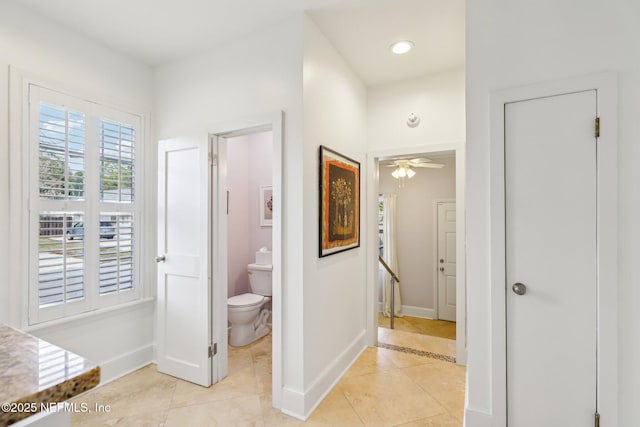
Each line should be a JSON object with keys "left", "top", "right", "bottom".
{"left": 367, "top": 143, "right": 466, "bottom": 364}
{"left": 209, "top": 112, "right": 283, "bottom": 408}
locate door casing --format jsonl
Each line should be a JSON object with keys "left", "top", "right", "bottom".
{"left": 488, "top": 73, "right": 618, "bottom": 425}
{"left": 366, "top": 143, "right": 467, "bottom": 365}
{"left": 209, "top": 112, "right": 284, "bottom": 409}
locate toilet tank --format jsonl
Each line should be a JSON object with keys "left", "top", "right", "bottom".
{"left": 247, "top": 263, "right": 272, "bottom": 296}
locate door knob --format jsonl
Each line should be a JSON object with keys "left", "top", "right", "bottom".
{"left": 512, "top": 282, "right": 527, "bottom": 295}
{"left": 155, "top": 255, "right": 166, "bottom": 263}
{"left": 439, "top": 259, "right": 444, "bottom": 264}
{"left": 439, "top": 267, "right": 445, "bottom": 272}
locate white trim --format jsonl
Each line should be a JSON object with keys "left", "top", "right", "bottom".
{"left": 489, "top": 72, "right": 618, "bottom": 425}
{"left": 401, "top": 305, "right": 436, "bottom": 319}
{"left": 376, "top": 303, "right": 435, "bottom": 320}
{"left": 208, "top": 111, "right": 284, "bottom": 410}
{"left": 8, "top": 66, "right": 30, "bottom": 328}
{"left": 23, "top": 297, "right": 154, "bottom": 333}
{"left": 8, "top": 67, "right": 149, "bottom": 329}
{"left": 281, "top": 330, "right": 367, "bottom": 421}
{"left": 463, "top": 408, "right": 493, "bottom": 427}
{"left": 281, "top": 388, "right": 306, "bottom": 421}
{"left": 98, "top": 343, "right": 154, "bottom": 384}
{"left": 366, "top": 141, "right": 467, "bottom": 366}
{"left": 302, "top": 330, "right": 367, "bottom": 419}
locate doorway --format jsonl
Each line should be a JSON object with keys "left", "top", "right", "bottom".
{"left": 367, "top": 142, "right": 466, "bottom": 364}
{"left": 436, "top": 199, "right": 456, "bottom": 322}
{"left": 211, "top": 113, "right": 283, "bottom": 408}
{"left": 222, "top": 129, "right": 274, "bottom": 394}
{"left": 488, "top": 73, "right": 618, "bottom": 424}
{"left": 505, "top": 90, "right": 597, "bottom": 425}
{"left": 156, "top": 112, "right": 284, "bottom": 409}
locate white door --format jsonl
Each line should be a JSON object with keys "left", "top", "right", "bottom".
{"left": 437, "top": 201, "right": 456, "bottom": 322}
{"left": 506, "top": 91, "right": 597, "bottom": 425}
{"left": 157, "top": 136, "right": 216, "bottom": 387}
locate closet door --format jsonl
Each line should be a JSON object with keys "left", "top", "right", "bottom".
{"left": 505, "top": 90, "right": 597, "bottom": 425}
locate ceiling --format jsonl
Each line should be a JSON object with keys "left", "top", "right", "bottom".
{"left": 17, "top": 0, "right": 464, "bottom": 86}
{"left": 308, "top": 0, "right": 464, "bottom": 86}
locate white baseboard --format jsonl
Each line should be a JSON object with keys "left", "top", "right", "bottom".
{"left": 464, "top": 408, "right": 494, "bottom": 427}
{"left": 280, "top": 330, "right": 367, "bottom": 420}
{"left": 377, "top": 302, "right": 435, "bottom": 320}
{"left": 98, "top": 343, "right": 155, "bottom": 384}
{"left": 302, "top": 330, "right": 366, "bottom": 418}
{"left": 280, "top": 387, "right": 306, "bottom": 421}
{"left": 401, "top": 305, "right": 435, "bottom": 319}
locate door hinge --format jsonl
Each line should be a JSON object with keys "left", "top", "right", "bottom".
{"left": 595, "top": 117, "right": 600, "bottom": 138}
{"left": 595, "top": 411, "right": 600, "bottom": 427}
{"left": 208, "top": 343, "right": 217, "bottom": 358}
{"left": 209, "top": 153, "right": 217, "bottom": 166}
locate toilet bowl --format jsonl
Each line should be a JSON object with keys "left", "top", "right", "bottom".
{"left": 228, "top": 263, "right": 272, "bottom": 347}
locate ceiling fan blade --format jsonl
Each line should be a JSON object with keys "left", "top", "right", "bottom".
{"left": 414, "top": 163, "right": 444, "bottom": 168}
{"left": 408, "top": 158, "right": 433, "bottom": 165}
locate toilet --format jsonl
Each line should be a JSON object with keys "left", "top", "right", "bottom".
{"left": 227, "top": 262, "right": 272, "bottom": 347}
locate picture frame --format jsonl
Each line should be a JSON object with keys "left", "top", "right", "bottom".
{"left": 319, "top": 145, "right": 360, "bottom": 257}
{"left": 259, "top": 185, "right": 273, "bottom": 227}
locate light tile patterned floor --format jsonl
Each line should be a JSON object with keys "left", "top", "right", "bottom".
{"left": 71, "top": 330, "right": 465, "bottom": 426}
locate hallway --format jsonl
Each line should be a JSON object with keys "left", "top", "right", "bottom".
{"left": 70, "top": 332, "right": 464, "bottom": 426}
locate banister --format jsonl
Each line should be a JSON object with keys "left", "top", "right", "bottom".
{"left": 378, "top": 256, "right": 399, "bottom": 329}
{"left": 378, "top": 256, "right": 400, "bottom": 282}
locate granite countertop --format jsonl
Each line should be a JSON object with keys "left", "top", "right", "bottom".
{"left": 0, "top": 324, "right": 100, "bottom": 425}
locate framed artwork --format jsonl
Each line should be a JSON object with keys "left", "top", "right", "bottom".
{"left": 260, "top": 185, "right": 273, "bottom": 227}
{"left": 319, "top": 145, "right": 360, "bottom": 257}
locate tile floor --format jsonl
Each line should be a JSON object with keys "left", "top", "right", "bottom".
{"left": 71, "top": 329, "right": 465, "bottom": 426}
{"left": 377, "top": 315, "right": 456, "bottom": 341}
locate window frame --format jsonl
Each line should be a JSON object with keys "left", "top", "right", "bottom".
{"left": 27, "top": 84, "right": 143, "bottom": 325}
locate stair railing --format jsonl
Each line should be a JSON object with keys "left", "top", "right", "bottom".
{"left": 378, "top": 256, "right": 400, "bottom": 329}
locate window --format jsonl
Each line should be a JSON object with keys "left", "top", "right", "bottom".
{"left": 28, "top": 85, "right": 142, "bottom": 324}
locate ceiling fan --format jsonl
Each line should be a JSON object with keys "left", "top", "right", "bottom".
{"left": 385, "top": 157, "right": 444, "bottom": 180}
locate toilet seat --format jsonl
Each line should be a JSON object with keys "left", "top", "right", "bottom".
{"left": 228, "top": 293, "right": 265, "bottom": 308}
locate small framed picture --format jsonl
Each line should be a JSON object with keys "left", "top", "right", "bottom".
{"left": 260, "top": 185, "right": 273, "bottom": 227}
{"left": 319, "top": 145, "right": 360, "bottom": 257}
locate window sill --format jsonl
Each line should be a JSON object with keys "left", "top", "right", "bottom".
{"left": 23, "top": 297, "right": 155, "bottom": 333}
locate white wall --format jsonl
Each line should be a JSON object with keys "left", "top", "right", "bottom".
{"left": 367, "top": 68, "right": 465, "bottom": 151}
{"left": 154, "top": 14, "right": 367, "bottom": 418}
{"left": 378, "top": 156, "right": 456, "bottom": 312}
{"left": 0, "top": 1, "right": 155, "bottom": 383}
{"left": 248, "top": 132, "right": 275, "bottom": 257}
{"left": 302, "top": 15, "right": 368, "bottom": 416}
{"left": 227, "top": 132, "right": 273, "bottom": 298}
{"left": 154, "top": 15, "right": 308, "bottom": 416}
{"left": 227, "top": 135, "right": 251, "bottom": 297}
{"left": 466, "top": 0, "right": 640, "bottom": 425}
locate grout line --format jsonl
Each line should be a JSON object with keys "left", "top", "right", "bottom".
{"left": 376, "top": 342, "right": 456, "bottom": 364}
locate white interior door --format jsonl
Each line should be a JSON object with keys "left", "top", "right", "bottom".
{"left": 157, "top": 136, "right": 216, "bottom": 387}
{"left": 505, "top": 91, "right": 597, "bottom": 425}
{"left": 437, "top": 201, "right": 456, "bottom": 322}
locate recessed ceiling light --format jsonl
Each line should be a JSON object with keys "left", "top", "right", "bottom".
{"left": 390, "top": 40, "right": 414, "bottom": 55}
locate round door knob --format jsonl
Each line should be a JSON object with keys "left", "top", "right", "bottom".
{"left": 512, "top": 282, "right": 527, "bottom": 295}
{"left": 439, "top": 267, "right": 445, "bottom": 272}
